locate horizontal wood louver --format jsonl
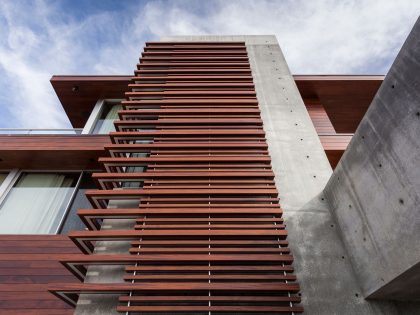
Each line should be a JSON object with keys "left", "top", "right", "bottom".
{"left": 50, "top": 41, "right": 303, "bottom": 314}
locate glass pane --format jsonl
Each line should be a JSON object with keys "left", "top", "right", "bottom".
{"left": 29, "top": 129, "right": 78, "bottom": 135}
{"left": 93, "top": 104, "right": 122, "bottom": 134}
{"left": 60, "top": 173, "right": 95, "bottom": 234}
{"left": 0, "top": 173, "right": 8, "bottom": 186}
{"left": 122, "top": 153, "right": 147, "bottom": 189}
{"left": 0, "top": 129, "right": 82, "bottom": 135}
{"left": 0, "top": 172, "right": 78, "bottom": 234}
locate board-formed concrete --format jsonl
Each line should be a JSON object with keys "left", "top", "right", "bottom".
{"left": 323, "top": 17, "right": 420, "bottom": 301}
{"left": 163, "top": 35, "right": 408, "bottom": 314}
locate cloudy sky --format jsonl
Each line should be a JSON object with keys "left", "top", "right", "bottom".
{"left": 0, "top": 0, "right": 419, "bottom": 128}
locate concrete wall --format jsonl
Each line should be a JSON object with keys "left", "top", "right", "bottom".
{"left": 163, "top": 35, "right": 408, "bottom": 314}
{"left": 323, "top": 17, "right": 420, "bottom": 302}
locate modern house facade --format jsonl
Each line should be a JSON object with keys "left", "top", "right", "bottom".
{"left": 0, "top": 19, "right": 419, "bottom": 315}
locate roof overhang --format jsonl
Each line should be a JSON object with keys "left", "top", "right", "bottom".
{"left": 294, "top": 75, "right": 384, "bottom": 133}
{"left": 51, "top": 75, "right": 384, "bottom": 133}
{"left": 51, "top": 76, "right": 131, "bottom": 129}
{"left": 0, "top": 135, "right": 110, "bottom": 170}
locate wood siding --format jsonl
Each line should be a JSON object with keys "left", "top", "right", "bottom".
{"left": 0, "top": 235, "right": 79, "bottom": 315}
{"left": 306, "top": 103, "right": 336, "bottom": 134}
{"left": 0, "top": 135, "right": 110, "bottom": 170}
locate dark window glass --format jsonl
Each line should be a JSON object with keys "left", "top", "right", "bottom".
{"left": 59, "top": 172, "right": 96, "bottom": 234}
{"left": 92, "top": 103, "right": 122, "bottom": 134}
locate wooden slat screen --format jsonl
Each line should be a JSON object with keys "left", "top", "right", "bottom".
{"left": 50, "top": 41, "right": 303, "bottom": 314}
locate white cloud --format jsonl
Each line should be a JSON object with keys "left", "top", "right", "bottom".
{"left": 0, "top": 0, "right": 419, "bottom": 128}
{"left": 0, "top": 1, "right": 138, "bottom": 128}
{"left": 135, "top": 0, "right": 420, "bottom": 73}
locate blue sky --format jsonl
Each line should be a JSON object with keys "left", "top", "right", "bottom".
{"left": 0, "top": 0, "right": 419, "bottom": 129}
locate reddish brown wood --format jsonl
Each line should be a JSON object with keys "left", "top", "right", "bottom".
{"left": 306, "top": 103, "right": 336, "bottom": 133}
{"left": 319, "top": 134, "right": 352, "bottom": 168}
{"left": 50, "top": 41, "right": 302, "bottom": 313}
{"left": 0, "top": 135, "right": 109, "bottom": 170}
{"left": 0, "top": 235, "right": 77, "bottom": 314}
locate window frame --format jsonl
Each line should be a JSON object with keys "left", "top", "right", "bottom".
{"left": 0, "top": 169, "right": 84, "bottom": 234}
{"left": 82, "top": 99, "right": 123, "bottom": 135}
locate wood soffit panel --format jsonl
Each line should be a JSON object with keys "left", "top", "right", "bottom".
{"left": 51, "top": 75, "right": 384, "bottom": 132}
{"left": 0, "top": 135, "right": 110, "bottom": 170}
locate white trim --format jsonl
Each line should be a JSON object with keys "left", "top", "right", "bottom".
{"left": 82, "top": 99, "right": 124, "bottom": 134}
{"left": 0, "top": 128, "right": 83, "bottom": 135}
{"left": 82, "top": 99, "right": 105, "bottom": 134}
{"left": 55, "top": 171, "right": 84, "bottom": 234}
{"left": 0, "top": 169, "right": 20, "bottom": 207}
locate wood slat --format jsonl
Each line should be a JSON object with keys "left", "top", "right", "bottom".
{"left": 119, "top": 295, "right": 299, "bottom": 302}
{"left": 0, "top": 236, "right": 78, "bottom": 313}
{"left": 117, "top": 305, "right": 304, "bottom": 313}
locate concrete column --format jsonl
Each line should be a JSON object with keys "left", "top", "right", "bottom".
{"left": 323, "top": 17, "right": 420, "bottom": 302}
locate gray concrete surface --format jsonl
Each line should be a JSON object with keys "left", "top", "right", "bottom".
{"left": 163, "top": 35, "right": 412, "bottom": 314}
{"left": 323, "top": 17, "right": 420, "bottom": 302}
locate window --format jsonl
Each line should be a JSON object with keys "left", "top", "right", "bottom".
{"left": 0, "top": 172, "right": 79, "bottom": 234}
{"left": 92, "top": 103, "right": 122, "bottom": 134}
{"left": 0, "top": 173, "right": 7, "bottom": 186}
{"left": 59, "top": 172, "right": 96, "bottom": 234}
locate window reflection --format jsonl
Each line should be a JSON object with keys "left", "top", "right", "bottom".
{"left": 0, "top": 173, "right": 8, "bottom": 186}
{"left": 92, "top": 103, "right": 122, "bottom": 134}
{"left": 59, "top": 172, "right": 96, "bottom": 234}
